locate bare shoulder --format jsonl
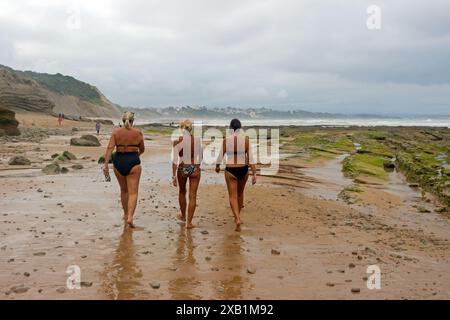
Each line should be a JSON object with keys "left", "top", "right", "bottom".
{"left": 111, "top": 127, "right": 120, "bottom": 136}
{"left": 131, "top": 127, "right": 142, "bottom": 134}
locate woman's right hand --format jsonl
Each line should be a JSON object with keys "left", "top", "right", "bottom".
{"left": 172, "top": 176, "right": 177, "bottom": 187}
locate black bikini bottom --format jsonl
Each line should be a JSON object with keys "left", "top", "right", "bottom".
{"left": 226, "top": 166, "right": 249, "bottom": 180}
{"left": 113, "top": 152, "right": 141, "bottom": 176}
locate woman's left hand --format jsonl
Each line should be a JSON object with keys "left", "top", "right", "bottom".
{"left": 252, "top": 174, "right": 257, "bottom": 185}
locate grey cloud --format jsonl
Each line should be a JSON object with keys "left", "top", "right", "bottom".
{"left": 0, "top": 0, "right": 449, "bottom": 114}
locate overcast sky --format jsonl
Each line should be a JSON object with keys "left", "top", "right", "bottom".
{"left": 1, "top": 0, "right": 449, "bottom": 114}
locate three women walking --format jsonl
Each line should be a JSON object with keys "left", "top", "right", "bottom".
{"left": 105, "top": 113, "right": 256, "bottom": 231}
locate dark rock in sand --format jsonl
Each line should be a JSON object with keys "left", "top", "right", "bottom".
{"left": 150, "top": 282, "right": 160, "bottom": 289}
{"left": 80, "top": 281, "right": 93, "bottom": 288}
{"left": 71, "top": 164, "right": 83, "bottom": 170}
{"left": 42, "top": 163, "right": 61, "bottom": 175}
{"left": 10, "top": 285, "right": 29, "bottom": 294}
{"left": 247, "top": 267, "right": 256, "bottom": 274}
{"left": 351, "top": 288, "right": 361, "bottom": 293}
{"left": 56, "top": 287, "right": 66, "bottom": 293}
{"left": 383, "top": 161, "right": 396, "bottom": 169}
{"left": 62, "top": 151, "right": 77, "bottom": 160}
{"left": 56, "top": 155, "right": 69, "bottom": 163}
{"left": 61, "top": 167, "right": 69, "bottom": 174}
{"left": 0, "top": 107, "right": 20, "bottom": 136}
{"left": 70, "top": 135, "right": 101, "bottom": 147}
{"left": 8, "top": 156, "right": 31, "bottom": 165}
{"left": 271, "top": 249, "right": 281, "bottom": 255}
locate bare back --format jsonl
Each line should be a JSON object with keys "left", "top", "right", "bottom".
{"left": 174, "top": 134, "right": 202, "bottom": 165}
{"left": 112, "top": 127, "right": 145, "bottom": 153}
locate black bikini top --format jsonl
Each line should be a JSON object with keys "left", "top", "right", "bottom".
{"left": 116, "top": 144, "right": 140, "bottom": 147}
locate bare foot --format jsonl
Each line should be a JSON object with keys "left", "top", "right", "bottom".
{"left": 177, "top": 213, "right": 186, "bottom": 223}
{"left": 235, "top": 220, "right": 241, "bottom": 232}
{"left": 186, "top": 223, "right": 195, "bottom": 229}
{"left": 126, "top": 219, "right": 135, "bottom": 228}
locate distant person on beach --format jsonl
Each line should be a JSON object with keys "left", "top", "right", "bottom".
{"left": 172, "top": 119, "right": 203, "bottom": 229}
{"left": 215, "top": 119, "right": 257, "bottom": 231}
{"left": 95, "top": 121, "right": 101, "bottom": 135}
{"left": 103, "top": 111, "right": 145, "bottom": 228}
{"left": 58, "top": 113, "right": 62, "bottom": 126}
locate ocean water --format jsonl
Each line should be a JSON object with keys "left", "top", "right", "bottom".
{"left": 132, "top": 117, "right": 450, "bottom": 127}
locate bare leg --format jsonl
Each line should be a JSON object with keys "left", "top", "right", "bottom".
{"left": 225, "top": 171, "right": 241, "bottom": 231}
{"left": 113, "top": 167, "right": 128, "bottom": 221}
{"left": 177, "top": 170, "right": 188, "bottom": 222}
{"left": 186, "top": 170, "right": 201, "bottom": 229}
{"left": 237, "top": 173, "right": 248, "bottom": 210}
{"left": 125, "top": 165, "right": 142, "bottom": 227}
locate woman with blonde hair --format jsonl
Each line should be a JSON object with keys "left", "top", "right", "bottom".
{"left": 215, "top": 119, "right": 256, "bottom": 231}
{"left": 103, "top": 111, "right": 145, "bottom": 228}
{"left": 172, "top": 119, "right": 203, "bottom": 229}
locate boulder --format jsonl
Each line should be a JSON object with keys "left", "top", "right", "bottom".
{"left": 42, "top": 163, "right": 61, "bottom": 175}
{"left": 70, "top": 134, "right": 101, "bottom": 147}
{"left": 8, "top": 156, "right": 31, "bottom": 165}
{"left": 0, "top": 107, "right": 20, "bottom": 136}
{"left": 62, "top": 151, "right": 77, "bottom": 160}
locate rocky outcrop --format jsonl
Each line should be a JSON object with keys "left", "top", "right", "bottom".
{"left": 0, "top": 107, "right": 20, "bottom": 136}
{"left": 70, "top": 134, "right": 101, "bottom": 147}
{"left": 0, "top": 65, "right": 121, "bottom": 118}
{"left": 8, "top": 156, "right": 31, "bottom": 165}
{"left": 42, "top": 163, "right": 61, "bottom": 175}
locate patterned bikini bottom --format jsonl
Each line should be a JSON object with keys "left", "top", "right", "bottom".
{"left": 178, "top": 164, "right": 200, "bottom": 177}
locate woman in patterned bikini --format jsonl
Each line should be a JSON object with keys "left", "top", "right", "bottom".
{"left": 172, "top": 119, "right": 203, "bottom": 229}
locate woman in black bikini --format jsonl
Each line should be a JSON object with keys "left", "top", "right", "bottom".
{"left": 172, "top": 119, "right": 202, "bottom": 229}
{"left": 215, "top": 119, "right": 256, "bottom": 231}
{"left": 103, "top": 111, "right": 145, "bottom": 228}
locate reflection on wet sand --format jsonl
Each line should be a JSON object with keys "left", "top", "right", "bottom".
{"left": 168, "top": 225, "right": 202, "bottom": 299}
{"left": 100, "top": 227, "right": 143, "bottom": 299}
{"left": 214, "top": 232, "right": 246, "bottom": 300}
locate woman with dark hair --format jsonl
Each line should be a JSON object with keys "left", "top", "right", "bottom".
{"left": 103, "top": 111, "right": 145, "bottom": 228}
{"left": 215, "top": 119, "right": 256, "bottom": 231}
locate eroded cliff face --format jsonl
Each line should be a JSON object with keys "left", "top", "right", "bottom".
{"left": 0, "top": 65, "right": 121, "bottom": 118}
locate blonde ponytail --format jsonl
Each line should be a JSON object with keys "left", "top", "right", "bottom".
{"left": 180, "top": 119, "right": 193, "bottom": 133}
{"left": 122, "top": 111, "right": 135, "bottom": 129}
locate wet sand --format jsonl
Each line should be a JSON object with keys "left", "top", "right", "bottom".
{"left": 1, "top": 113, "right": 449, "bottom": 299}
